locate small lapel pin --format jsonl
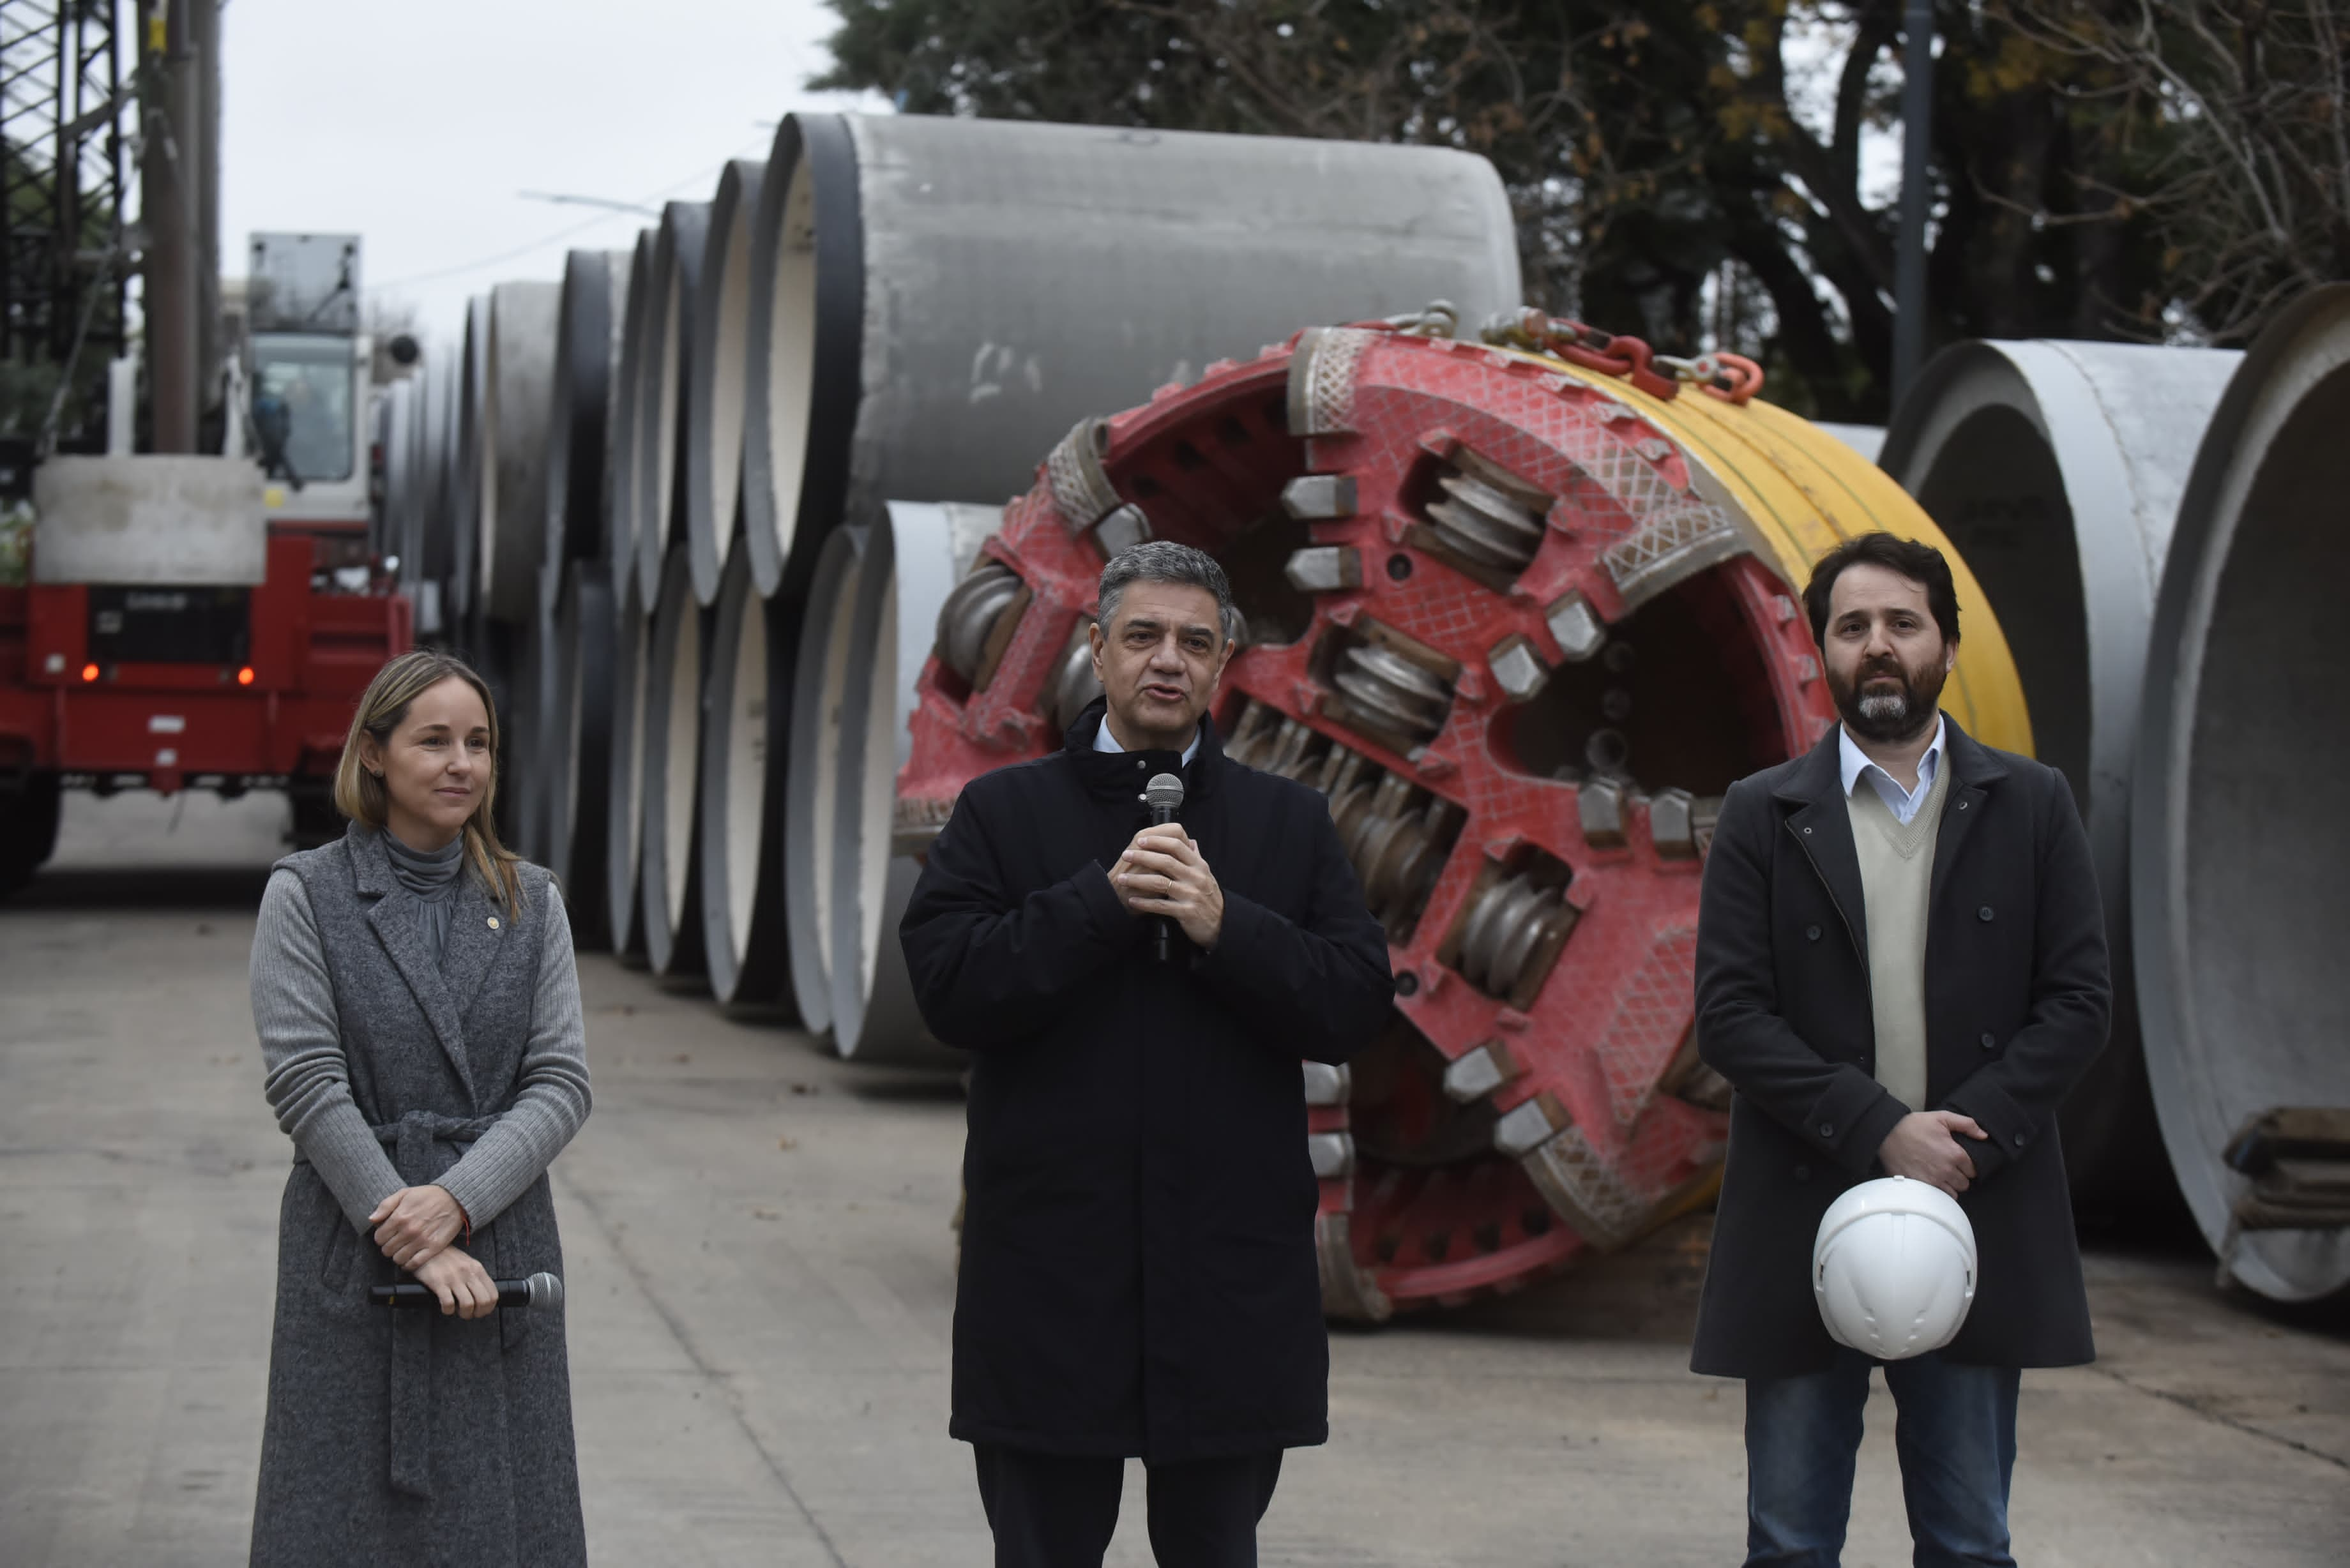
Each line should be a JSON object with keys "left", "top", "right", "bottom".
{"left": 487, "top": 916, "right": 501, "bottom": 930}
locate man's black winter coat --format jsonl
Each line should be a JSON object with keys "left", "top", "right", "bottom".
{"left": 900, "top": 700, "right": 1393, "bottom": 1461}
{"left": 1690, "top": 716, "right": 2111, "bottom": 1380}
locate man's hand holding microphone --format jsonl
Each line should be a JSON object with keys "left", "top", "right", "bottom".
{"left": 1112, "top": 824, "right": 1225, "bottom": 951}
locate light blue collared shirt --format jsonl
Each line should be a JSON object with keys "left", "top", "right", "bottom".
{"left": 1094, "top": 713, "right": 1201, "bottom": 766}
{"left": 1838, "top": 714, "right": 1946, "bottom": 825}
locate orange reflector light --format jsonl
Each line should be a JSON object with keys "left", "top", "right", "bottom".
{"left": 80, "top": 663, "right": 99, "bottom": 682}
{"left": 237, "top": 666, "right": 256, "bottom": 686}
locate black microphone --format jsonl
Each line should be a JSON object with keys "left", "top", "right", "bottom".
{"left": 1144, "top": 771, "right": 1186, "bottom": 963}
{"left": 369, "top": 1271, "right": 564, "bottom": 1311}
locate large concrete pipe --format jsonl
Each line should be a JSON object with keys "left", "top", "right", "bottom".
{"left": 508, "top": 561, "right": 561, "bottom": 864}
{"left": 633, "top": 202, "right": 712, "bottom": 612}
{"left": 2134, "top": 285, "right": 2350, "bottom": 1302}
{"left": 375, "top": 379, "right": 409, "bottom": 561}
{"left": 1881, "top": 341, "right": 2241, "bottom": 1214}
{"left": 781, "top": 524, "right": 870, "bottom": 1038}
{"left": 685, "top": 160, "right": 766, "bottom": 607}
{"left": 898, "top": 313, "right": 2035, "bottom": 1317}
{"left": 545, "top": 248, "right": 629, "bottom": 569}
{"left": 476, "top": 281, "right": 562, "bottom": 626}
{"left": 696, "top": 548, "right": 799, "bottom": 1016}
{"left": 603, "top": 562, "right": 652, "bottom": 964}
{"left": 639, "top": 542, "right": 709, "bottom": 983}
{"left": 828, "top": 502, "right": 1003, "bottom": 1062}
{"left": 739, "top": 112, "right": 1524, "bottom": 603}
{"left": 545, "top": 559, "right": 614, "bottom": 949}
{"left": 607, "top": 230, "right": 655, "bottom": 618}
{"left": 449, "top": 296, "right": 488, "bottom": 621}
{"left": 413, "top": 353, "right": 457, "bottom": 592}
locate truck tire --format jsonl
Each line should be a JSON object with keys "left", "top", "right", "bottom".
{"left": 0, "top": 773, "right": 63, "bottom": 897}
{"left": 288, "top": 782, "right": 343, "bottom": 850}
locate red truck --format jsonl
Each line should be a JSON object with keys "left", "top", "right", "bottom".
{"left": 0, "top": 233, "right": 411, "bottom": 893}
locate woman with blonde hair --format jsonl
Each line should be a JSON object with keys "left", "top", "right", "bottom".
{"left": 247, "top": 650, "right": 590, "bottom": 1564}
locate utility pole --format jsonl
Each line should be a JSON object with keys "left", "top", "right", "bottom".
{"left": 1891, "top": 0, "right": 1936, "bottom": 408}
{"left": 139, "top": 0, "right": 211, "bottom": 453}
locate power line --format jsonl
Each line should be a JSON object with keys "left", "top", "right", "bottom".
{"left": 367, "top": 132, "right": 770, "bottom": 294}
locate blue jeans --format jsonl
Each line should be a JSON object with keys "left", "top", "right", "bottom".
{"left": 1745, "top": 1349, "right": 2020, "bottom": 1567}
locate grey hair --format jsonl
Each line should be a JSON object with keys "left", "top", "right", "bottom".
{"left": 1096, "top": 541, "right": 1240, "bottom": 645}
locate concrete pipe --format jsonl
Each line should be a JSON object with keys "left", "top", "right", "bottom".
{"left": 476, "top": 280, "right": 562, "bottom": 626}
{"left": 607, "top": 230, "right": 655, "bottom": 615}
{"left": 697, "top": 548, "right": 800, "bottom": 1016}
{"left": 639, "top": 541, "right": 709, "bottom": 983}
{"left": 603, "top": 561, "right": 653, "bottom": 965}
{"left": 1880, "top": 340, "right": 2240, "bottom": 1214}
{"left": 545, "top": 559, "right": 615, "bottom": 949}
{"left": 739, "top": 112, "right": 1524, "bottom": 604}
{"left": 373, "top": 380, "right": 406, "bottom": 560}
{"left": 898, "top": 313, "right": 2034, "bottom": 1316}
{"left": 633, "top": 202, "right": 712, "bottom": 612}
{"left": 545, "top": 248, "right": 630, "bottom": 569}
{"left": 781, "top": 524, "right": 871, "bottom": 1039}
{"left": 685, "top": 160, "right": 766, "bottom": 606}
{"left": 412, "top": 353, "right": 457, "bottom": 593}
{"left": 506, "top": 561, "right": 562, "bottom": 864}
{"left": 2134, "top": 285, "right": 2350, "bottom": 1302}
{"left": 449, "top": 295, "right": 488, "bottom": 621}
{"left": 829, "top": 501, "right": 1003, "bottom": 1062}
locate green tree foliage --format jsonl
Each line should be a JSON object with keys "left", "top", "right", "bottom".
{"left": 817, "top": 1, "right": 2346, "bottom": 419}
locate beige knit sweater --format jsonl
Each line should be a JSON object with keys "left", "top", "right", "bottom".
{"left": 1846, "top": 758, "right": 1952, "bottom": 1113}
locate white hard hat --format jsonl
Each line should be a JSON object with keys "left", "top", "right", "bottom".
{"left": 1812, "top": 1175, "right": 1978, "bottom": 1361}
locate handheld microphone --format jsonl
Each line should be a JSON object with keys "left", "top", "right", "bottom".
{"left": 368, "top": 1271, "right": 564, "bottom": 1311}
{"left": 1144, "top": 772, "right": 1186, "bottom": 963}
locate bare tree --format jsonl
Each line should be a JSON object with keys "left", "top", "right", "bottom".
{"left": 1996, "top": 0, "right": 2350, "bottom": 341}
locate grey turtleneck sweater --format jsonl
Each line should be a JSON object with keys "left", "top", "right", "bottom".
{"left": 382, "top": 829, "right": 464, "bottom": 963}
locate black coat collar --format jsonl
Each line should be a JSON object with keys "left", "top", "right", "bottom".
{"left": 1063, "top": 697, "right": 1226, "bottom": 804}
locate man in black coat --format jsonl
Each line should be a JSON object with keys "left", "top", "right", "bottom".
{"left": 900, "top": 541, "right": 1393, "bottom": 1567}
{"left": 1691, "top": 533, "right": 2111, "bottom": 1567}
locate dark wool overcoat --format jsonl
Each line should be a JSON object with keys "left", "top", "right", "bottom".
{"left": 1690, "top": 717, "right": 2112, "bottom": 1380}
{"left": 900, "top": 700, "right": 1394, "bottom": 1461}
{"left": 252, "top": 830, "right": 583, "bottom": 1565}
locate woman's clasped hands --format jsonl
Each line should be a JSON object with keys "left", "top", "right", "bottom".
{"left": 368, "top": 1184, "right": 497, "bottom": 1318}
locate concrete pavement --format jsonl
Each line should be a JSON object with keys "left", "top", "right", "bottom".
{"left": 2, "top": 791, "right": 2345, "bottom": 1564}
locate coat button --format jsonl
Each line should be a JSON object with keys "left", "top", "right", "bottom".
{"left": 1806, "top": 924, "right": 1822, "bottom": 942}
{"left": 1135, "top": 759, "right": 1146, "bottom": 770}
{"left": 1819, "top": 1122, "right": 1835, "bottom": 1139}
{"left": 1958, "top": 800, "right": 1968, "bottom": 810}
{"left": 1803, "top": 826, "right": 1813, "bottom": 835}
{"left": 1980, "top": 1032, "right": 1996, "bottom": 1050}
{"left": 1793, "top": 1164, "right": 1812, "bottom": 1183}
{"left": 2014, "top": 1131, "right": 2028, "bottom": 1147}
{"left": 1978, "top": 905, "right": 1995, "bottom": 922}
{"left": 487, "top": 916, "right": 500, "bottom": 930}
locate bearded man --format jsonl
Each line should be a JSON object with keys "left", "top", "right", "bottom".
{"left": 900, "top": 541, "right": 1393, "bottom": 1567}
{"left": 1688, "top": 532, "right": 2111, "bottom": 1567}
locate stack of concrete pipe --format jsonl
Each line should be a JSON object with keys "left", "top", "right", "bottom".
{"left": 1881, "top": 298, "right": 2350, "bottom": 1298}
{"left": 565, "top": 109, "right": 1517, "bottom": 1048}
{"left": 1880, "top": 340, "right": 2241, "bottom": 1216}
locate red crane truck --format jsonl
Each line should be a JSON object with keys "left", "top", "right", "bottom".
{"left": 0, "top": 233, "right": 411, "bottom": 894}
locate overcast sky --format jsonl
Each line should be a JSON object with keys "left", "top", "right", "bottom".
{"left": 216, "top": 0, "right": 885, "bottom": 349}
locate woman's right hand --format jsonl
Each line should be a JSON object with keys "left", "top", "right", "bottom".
{"left": 410, "top": 1245, "right": 499, "bottom": 1318}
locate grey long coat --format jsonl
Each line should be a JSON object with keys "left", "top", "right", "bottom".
{"left": 248, "top": 825, "right": 590, "bottom": 1566}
